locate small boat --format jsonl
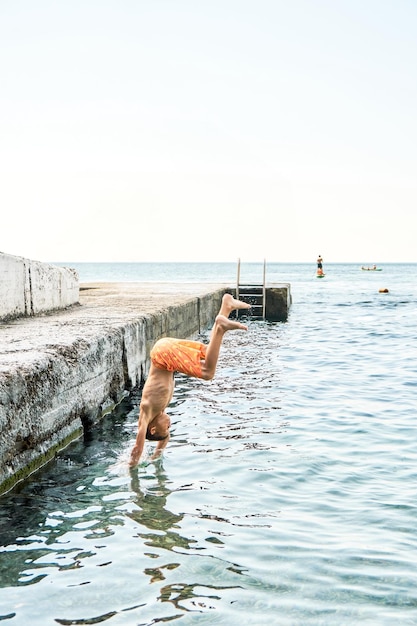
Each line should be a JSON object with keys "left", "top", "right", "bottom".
{"left": 361, "top": 266, "right": 382, "bottom": 271}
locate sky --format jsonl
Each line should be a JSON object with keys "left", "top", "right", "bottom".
{"left": 1, "top": 0, "right": 416, "bottom": 264}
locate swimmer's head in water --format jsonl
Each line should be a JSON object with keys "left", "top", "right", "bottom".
{"left": 146, "top": 412, "right": 171, "bottom": 441}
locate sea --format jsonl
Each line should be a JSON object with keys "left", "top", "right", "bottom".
{"left": 1, "top": 262, "right": 416, "bottom": 625}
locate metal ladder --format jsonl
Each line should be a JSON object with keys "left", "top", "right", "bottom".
{"left": 236, "top": 258, "right": 266, "bottom": 320}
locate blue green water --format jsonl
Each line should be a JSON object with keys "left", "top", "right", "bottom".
{"left": 1, "top": 263, "right": 417, "bottom": 625}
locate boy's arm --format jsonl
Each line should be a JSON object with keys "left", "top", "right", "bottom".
{"left": 129, "top": 419, "right": 147, "bottom": 467}
{"left": 150, "top": 434, "right": 170, "bottom": 460}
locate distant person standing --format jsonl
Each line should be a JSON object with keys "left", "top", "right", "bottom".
{"left": 317, "top": 255, "right": 323, "bottom": 270}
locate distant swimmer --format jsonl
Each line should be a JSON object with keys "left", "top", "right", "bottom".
{"left": 129, "top": 293, "right": 251, "bottom": 467}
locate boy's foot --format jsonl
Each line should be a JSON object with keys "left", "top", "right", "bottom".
{"left": 215, "top": 314, "right": 248, "bottom": 332}
{"left": 220, "top": 293, "right": 251, "bottom": 317}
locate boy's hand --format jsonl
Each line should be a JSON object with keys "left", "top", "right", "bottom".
{"left": 129, "top": 446, "right": 141, "bottom": 467}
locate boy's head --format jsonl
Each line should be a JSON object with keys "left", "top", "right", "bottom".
{"left": 146, "top": 412, "right": 171, "bottom": 441}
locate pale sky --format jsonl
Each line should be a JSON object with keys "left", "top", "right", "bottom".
{"left": 1, "top": 0, "right": 416, "bottom": 263}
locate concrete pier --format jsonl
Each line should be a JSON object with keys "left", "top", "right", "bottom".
{"left": 0, "top": 281, "right": 291, "bottom": 495}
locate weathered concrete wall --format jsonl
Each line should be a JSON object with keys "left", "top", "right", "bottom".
{"left": 0, "top": 287, "right": 226, "bottom": 494}
{"left": 265, "top": 284, "right": 292, "bottom": 322}
{"left": 0, "top": 252, "right": 79, "bottom": 321}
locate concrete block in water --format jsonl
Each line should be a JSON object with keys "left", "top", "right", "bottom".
{"left": 265, "top": 284, "right": 292, "bottom": 322}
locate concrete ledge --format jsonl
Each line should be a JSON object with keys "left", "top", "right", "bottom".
{"left": 0, "top": 281, "right": 291, "bottom": 494}
{"left": 0, "top": 283, "right": 227, "bottom": 494}
{"left": 0, "top": 252, "right": 79, "bottom": 321}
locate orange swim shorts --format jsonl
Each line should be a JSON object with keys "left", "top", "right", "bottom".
{"left": 150, "top": 338, "right": 207, "bottom": 378}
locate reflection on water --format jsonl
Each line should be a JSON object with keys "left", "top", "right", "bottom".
{"left": 1, "top": 264, "right": 417, "bottom": 625}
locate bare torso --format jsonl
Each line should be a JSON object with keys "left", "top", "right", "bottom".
{"left": 141, "top": 364, "right": 175, "bottom": 419}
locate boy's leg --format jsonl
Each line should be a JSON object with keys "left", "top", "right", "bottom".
{"left": 200, "top": 294, "right": 250, "bottom": 380}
